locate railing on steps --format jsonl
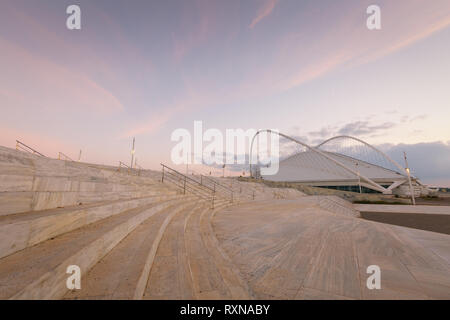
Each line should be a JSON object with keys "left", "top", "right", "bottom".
{"left": 189, "top": 173, "right": 258, "bottom": 202}
{"left": 15, "top": 140, "right": 46, "bottom": 157}
{"left": 118, "top": 161, "right": 132, "bottom": 174}
{"left": 161, "top": 163, "right": 235, "bottom": 209}
{"left": 135, "top": 164, "right": 143, "bottom": 176}
{"left": 117, "top": 161, "right": 144, "bottom": 176}
{"left": 58, "top": 152, "right": 74, "bottom": 161}
{"left": 187, "top": 168, "right": 261, "bottom": 202}
{"left": 191, "top": 174, "right": 236, "bottom": 202}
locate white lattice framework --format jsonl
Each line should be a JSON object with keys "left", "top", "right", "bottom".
{"left": 250, "top": 130, "right": 413, "bottom": 194}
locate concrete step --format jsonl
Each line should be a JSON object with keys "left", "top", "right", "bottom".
{"left": 198, "top": 203, "right": 253, "bottom": 299}
{"left": 0, "top": 196, "right": 195, "bottom": 299}
{"left": 142, "top": 202, "right": 205, "bottom": 300}
{"left": 63, "top": 200, "right": 199, "bottom": 299}
{"left": 178, "top": 202, "right": 251, "bottom": 299}
{"left": 0, "top": 183, "right": 179, "bottom": 216}
{"left": 0, "top": 192, "right": 185, "bottom": 259}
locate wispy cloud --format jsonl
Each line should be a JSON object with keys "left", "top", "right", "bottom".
{"left": 355, "top": 9, "right": 450, "bottom": 66}
{"left": 289, "top": 112, "right": 431, "bottom": 145}
{"left": 123, "top": 108, "right": 179, "bottom": 138}
{"left": 122, "top": 89, "right": 212, "bottom": 138}
{"left": 337, "top": 121, "right": 397, "bottom": 137}
{"left": 0, "top": 125, "right": 77, "bottom": 158}
{"left": 172, "top": 0, "right": 215, "bottom": 62}
{"left": 0, "top": 37, "right": 123, "bottom": 114}
{"left": 263, "top": 1, "right": 450, "bottom": 94}
{"left": 249, "top": 0, "right": 279, "bottom": 29}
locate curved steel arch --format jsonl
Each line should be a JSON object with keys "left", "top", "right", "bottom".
{"left": 316, "top": 135, "right": 409, "bottom": 178}
{"left": 249, "top": 130, "right": 391, "bottom": 194}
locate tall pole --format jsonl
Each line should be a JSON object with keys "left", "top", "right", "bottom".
{"left": 404, "top": 151, "right": 416, "bottom": 205}
{"left": 356, "top": 162, "right": 362, "bottom": 193}
{"left": 130, "top": 137, "right": 135, "bottom": 169}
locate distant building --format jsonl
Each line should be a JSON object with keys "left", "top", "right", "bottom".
{"left": 259, "top": 135, "right": 434, "bottom": 197}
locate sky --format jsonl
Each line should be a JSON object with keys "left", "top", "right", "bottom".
{"left": 1, "top": 0, "right": 450, "bottom": 186}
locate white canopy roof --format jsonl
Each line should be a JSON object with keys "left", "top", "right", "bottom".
{"left": 263, "top": 151, "right": 406, "bottom": 183}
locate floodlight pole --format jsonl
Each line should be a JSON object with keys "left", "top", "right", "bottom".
{"left": 404, "top": 151, "right": 416, "bottom": 205}
{"left": 130, "top": 137, "right": 135, "bottom": 169}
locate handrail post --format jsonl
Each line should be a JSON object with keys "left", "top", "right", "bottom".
{"left": 212, "top": 182, "right": 216, "bottom": 209}
{"left": 253, "top": 190, "right": 255, "bottom": 200}
{"left": 200, "top": 175, "right": 203, "bottom": 185}
{"left": 162, "top": 166, "right": 165, "bottom": 183}
{"left": 183, "top": 175, "right": 187, "bottom": 194}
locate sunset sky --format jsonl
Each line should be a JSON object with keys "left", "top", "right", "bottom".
{"left": 1, "top": 0, "right": 449, "bottom": 185}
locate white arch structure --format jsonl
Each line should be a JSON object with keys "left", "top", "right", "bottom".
{"left": 316, "top": 135, "right": 411, "bottom": 177}
{"left": 249, "top": 130, "right": 414, "bottom": 195}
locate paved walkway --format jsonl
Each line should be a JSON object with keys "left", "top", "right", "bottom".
{"left": 213, "top": 198, "right": 450, "bottom": 299}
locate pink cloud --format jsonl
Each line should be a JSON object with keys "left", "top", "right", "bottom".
{"left": 123, "top": 100, "right": 191, "bottom": 138}
{"left": 122, "top": 87, "right": 218, "bottom": 138}
{"left": 244, "top": 1, "right": 450, "bottom": 95}
{"left": 1, "top": 2, "right": 152, "bottom": 105}
{"left": 0, "top": 37, "right": 123, "bottom": 114}
{"left": 283, "top": 50, "right": 353, "bottom": 91}
{"left": 356, "top": 13, "right": 450, "bottom": 66}
{"left": 172, "top": 0, "right": 215, "bottom": 62}
{"left": 0, "top": 125, "right": 78, "bottom": 159}
{"left": 124, "top": 110, "right": 176, "bottom": 138}
{"left": 250, "top": 0, "right": 279, "bottom": 29}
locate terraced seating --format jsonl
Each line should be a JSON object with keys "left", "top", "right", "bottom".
{"left": 0, "top": 147, "right": 262, "bottom": 300}
{"left": 0, "top": 193, "right": 182, "bottom": 259}
{"left": 0, "top": 146, "right": 313, "bottom": 301}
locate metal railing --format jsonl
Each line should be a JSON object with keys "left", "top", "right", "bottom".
{"left": 209, "top": 175, "right": 260, "bottom": 201}
{"left": 118, "top": 161, "right": 132, "bottom": 174}
{"left": 117, "top": 161, "right": 144, "bottom": 176}
{"left": 15, "top": 140, "right": 46, "bottom": 157}
{"left": 135, "top": 164, "right": 143, "bottom": 176}
{"left": 189, "top": 172, "right": 259, "bottom": 202}
{"left": 161, "top": 163, "right": 235, "bottom": 209}
{"left": 192, "top": 174, "right": 235, "bottom": 202}
{"left": 58, "top": 152, "right": 74, "bottom": 161}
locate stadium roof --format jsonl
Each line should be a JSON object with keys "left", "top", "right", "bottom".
{"left": 263, "top": 151, "right": 407, "bottom": 184}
